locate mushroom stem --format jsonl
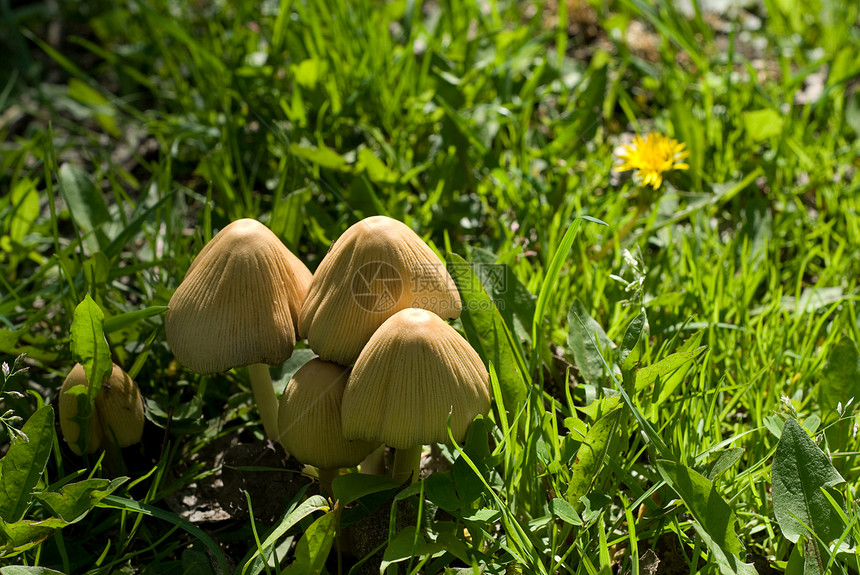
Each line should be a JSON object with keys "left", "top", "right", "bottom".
{"left": 359, "top": 445, "right": 387, "bottom": 475}
{"left": 391, "top": 446, "right": 422, "bottom": 484}
{"left": 317, "top": 468, "right": 340, "bottom": 498}
{"left": 248, "top": 363, "right": 280, "bottom": 441}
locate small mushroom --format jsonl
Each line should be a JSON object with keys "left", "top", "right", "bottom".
{"left": 59, "top": 363, "right": 145, "bottom": 455}
{"left": 278, "top": 358, "right": 380, "bottom": 492}
{"left": 341, "top": 308, "right": 490, "bottom": 483}
{"left": 299, "top": 215, "right": 461, "bottom": 366}
{"left": 165, "top": 219, "right": 312, "bottom": 441}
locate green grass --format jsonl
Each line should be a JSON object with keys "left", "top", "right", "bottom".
{"left": 1, "top": 0, "right": 860, "bottom": 572}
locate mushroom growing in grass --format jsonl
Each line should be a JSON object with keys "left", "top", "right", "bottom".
{"left": 165, "top": 219, "right": 312, "bottom": 441}
{"left": 299, "top": 215, "right": 461, "bottom": 366}
{"left": 341, "top": 308, "right": 490, "bottom": 483}
{"left": 277, "top": 358, "right": 380, "bottom": 493}
{"left": 59, "top": 362, "right": 145, "bottom": 455}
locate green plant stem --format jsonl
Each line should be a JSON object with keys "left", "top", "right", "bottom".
{"left": 248, "top": 363, "right": 280, "bottom": 442}
{"left": 391, "top": 445, "right": 422, "bottom": 484}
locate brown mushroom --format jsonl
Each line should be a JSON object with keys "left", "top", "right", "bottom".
{"left": 59, "top": 363, "right": 145, "bottom": 455}
{"left": 341, "top": 308, "right": 490, "bottom": 483}
{"left": 165, "top": 218, "right": 312, "bottom": 440}
{"left": 277, "top": 358, "right": 379, "bottom": 491}
{"left": 299, "top": 215, "right": 461, "bottom": 366}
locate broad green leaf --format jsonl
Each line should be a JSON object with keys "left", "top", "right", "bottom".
{"left": 33, "top": 477, "right": 127, "bottom": 523}
{"left": 0, "top": 406, "right": 55, "bottom": 523}
{"left": 434, "top": 529, "right": 471, "bottom": 563}
{"left": 68, "top": 295, "right": 111, "bottom": 455}
{"left": 330, "top": 473, "right": 402, "bottom": 507}
{"left": 144, "top": 394, "right": 204, "bottom": 434}
{"left": 67, "top": 78, "right": 120, "bottom": 137}
{"left": 356, "top": 147, "right": 397, "bottom": 183}
{"left": 818, "top": 337, "right": 860, "bottom": 453}
{"left": 103, "top": 306, "right": 169, "bottom": 334}
{"left": 57, "top": 163, "right": 110, "bottom": 250}
{"left": 0, "top": 517, "right": 67, "bottom": 558}
{"left": 380, "top": 525, "right": 444, "bottom": 571}
{"left": 471, "top": 247, "right": 536, "bottom": 336}
{"left": 656, "top": 460, "right": 742, "bottom": 555}
{"left": 690, "top": 522, "right": 757, "bottom": 575}
{"left": 239, "top": 495, "right": 329, "bottom": 574}
{"left": 566, "top": 408, "right": 621, "bottom": 506}
{"left": 9, "top": 179, "right": 39, "bottom": 243}
{"left": 784, "top": 541, "right": 804, "bottom": 575}
{"left": 461, "top": 508, "right": 501, "bottom": 523}
{"left": 635, "top": 345, "right": 706, "bottom": 393}
{"left": 772, "top": 418, "right": 846, "bottom": 545}
{"left": 707, "top": 448, "right": 745, "bottom": 481}
{"left": 289, "top": 143, "right": 349, "bottom": 171}
{"left": 567, "top": 299, "right": 615, "bottom": 385}
{"left": 423, "top": 472, "right": 460, "bottom": 513}
{"left": 452, "top": 417, "right": 494, "bottom": 507}
{"left": 447, "top": 254, "right": 527, "bottom": 409}
{"left": 0, "top": 330, "right": 21, "bottom": 352}
{"left": 282, "top": 511, "right": 337, "bottom": 575}
{"left": 291, "top": 58, "right": 324, "bottom": 89}
{"left": 549, "top": 498, "right": 582, "bottom": 525}
{"left": 70, "top": 295, "right": 112, "bottom": 403}
{"left": 743, "top": 108, "right": 784, "bottom": 143}
{"left": 653, "top": 331, "right": 705, "bottom": 405}
{"left": 576, "top": 396, "right": 622, "bottom": 422}
{"left": 800, "top": 535, "right": 827, "bottom": 575}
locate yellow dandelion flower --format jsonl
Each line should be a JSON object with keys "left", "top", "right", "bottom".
{"left": 616, "top": 133, "right": 690, "bottom": 189}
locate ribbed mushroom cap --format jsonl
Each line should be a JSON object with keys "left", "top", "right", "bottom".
{"left": 299, "top": 216, "right": 461, "bottom": 366}
{"left": 165, "top": 219, "right": 312, "bottom": 374}
{"left": 341, "top": 308, "right": 490, "bottom": 449}
{"left": 97, "top": 363, "right": 145, "bottom": 448}
{"left": 59, "top": 363, "right": 105, "bottom": 455}
{"left": 277, "top": 358, "right": 380, "bottom": 469}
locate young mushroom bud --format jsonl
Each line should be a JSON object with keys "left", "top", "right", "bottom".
{"left": 278, "top": 358, "right": 380, "bottom": 493}
{"left": 97, "top": 363, "right": 146, "bottom": 447}
{"left": 59, "top": 363, "right": 145, "bottom": 455}
{"left": 59, "top": 364, "right": 105, "bottom": 455}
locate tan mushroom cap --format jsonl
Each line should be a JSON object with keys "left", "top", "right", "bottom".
{"left": 277, "top": 358, "right": 380, "bottom": 470}
{"left": 299, "top": 215, "right": 461, "bottom": 366}
{"left": 341, "top": 308, "right": 490, "bottom": 449}
{"left": 165, "top": 219, "right": 312, "bottom": 374}
{"left": 59, "top": 363, "right": 145, "bottom": 454}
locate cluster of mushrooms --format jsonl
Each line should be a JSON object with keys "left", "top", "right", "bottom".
{"left": 160, "top": 216, "right": 491, "bottom": 485}
{"left": 56, "top": 216, "right": 489, "bottom": 488}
